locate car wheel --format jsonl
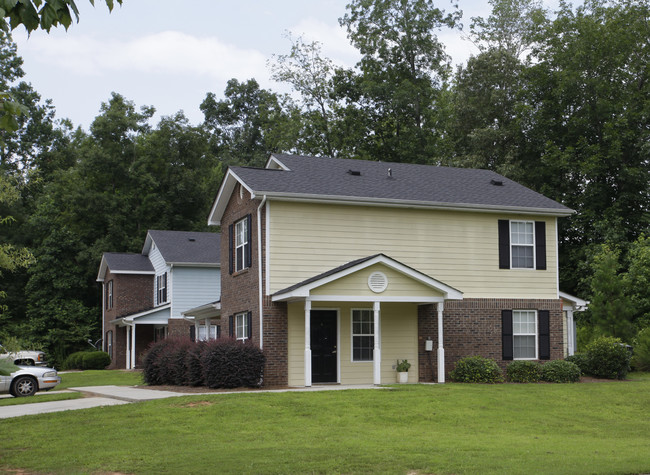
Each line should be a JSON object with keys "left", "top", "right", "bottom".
{"left": 11, "top": 376, "right": 37, "bottom": 397}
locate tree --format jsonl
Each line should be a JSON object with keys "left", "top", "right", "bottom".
{"left": 200, "top": 79, "right": 297, "bottom": 166}
{"left": 337, "top": 0, "right": 460, "bottom": 163}
{"left": 625, "top": 235, "right": 650, "bottom": 330}
{"left": 585, "top": 244, "right": 634, "bottom": 342}
{"left": 0, "top": 0, "right": 121, "bottom": 33}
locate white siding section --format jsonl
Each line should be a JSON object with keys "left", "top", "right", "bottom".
{"left": 148, "top": 244, "right": 167, "bottom": 275}
{"left": 171, "top": 267, "right": 221, "bottom": 318}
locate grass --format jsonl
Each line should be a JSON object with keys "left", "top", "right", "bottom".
{"left": 1, "top": 377, "right": 649, "bottom": 474}
{"left": 57, "top": 369, "right": 143, "bottom": 389}
{"left": 0, "top": 391, "right": 82, "bottom": 406}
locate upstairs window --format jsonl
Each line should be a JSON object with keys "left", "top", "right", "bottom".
{"left": 106, "top": 280, "right": 113, "bottom": 309}
{"left": 235, "top": 217, "right": 250, "bottom": 272}
{"left": 510, "top": 221, "right": 535, "bottom": 268}
{"left": 156, "top": 273, "right": 167, "bottom": 305}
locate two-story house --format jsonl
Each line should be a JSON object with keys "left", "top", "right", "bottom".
{"left": 208, "top": 154, "right": 577, "bottom": 387}
{"left": 97, "top": 230, "right": 221, "bottom": 369}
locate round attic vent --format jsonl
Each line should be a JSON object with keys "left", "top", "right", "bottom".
{"left": 368, "top": 272, "right": 388, "bottom": 293}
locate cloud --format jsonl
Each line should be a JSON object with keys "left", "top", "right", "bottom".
{"left": 16, "top": 31, "right": 269, "bottom": 81}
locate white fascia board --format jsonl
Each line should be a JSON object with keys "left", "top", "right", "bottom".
{"left": 111, "top": 304, "right": 172, "bottom": 325}
{"left": 265, "top": 155, "right": 291, "bottom": 170}
{"left": 165, "top": 262, "right": 220, "bottom": 268}
{"left": 308, "top": 295, "right": 445, "bottom": 303}
{"left": 259, "top": 194, "right": 575, "bottom": 217}
{"left": 207, "top": 169, "right": 256, "bottom": 226}
{"left": 272, "top": 254, "right": 463, "bottom": 302}
{"left": 559, "top": 291, "right": 589, "bottom": 311}
{"left": 96, "top": 256, "right": 108, "bottom": 282}
{"left": 141, "top": 232, "right": 154, "bottom": 255}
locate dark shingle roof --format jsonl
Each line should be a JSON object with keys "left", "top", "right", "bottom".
{"left": 147, "top": 230, "right": 220, "bottom": 265}
{"left": 103, "top": 253, "right": 154, "bottom": 273}
{"left": 230, "top": 154, "right": 572, "bottom": 213}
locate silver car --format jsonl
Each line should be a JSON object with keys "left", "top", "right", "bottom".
{"left": 0, "top": 365, "right": 61, "bottom": 397}
{"left": 0, "top": 344, "right": 47, "bottom": 366}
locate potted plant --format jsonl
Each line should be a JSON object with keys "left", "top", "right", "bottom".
{"left": 396, "top": 359, "right": 411, "bottom": 383}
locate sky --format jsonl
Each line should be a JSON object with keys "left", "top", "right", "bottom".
{"left": 11, "top": 0, "right": 559, "bottom": 130}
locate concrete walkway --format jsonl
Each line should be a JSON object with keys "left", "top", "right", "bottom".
{"left": 0, "top": 384, "right": 379, "bottom": 419}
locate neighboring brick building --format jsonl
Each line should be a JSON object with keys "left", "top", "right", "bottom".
{"left": 208, "top": 154, "right": 583, "bottom": 387}
{"left": 97, "top": 230, "right": 221, "bottom": 369}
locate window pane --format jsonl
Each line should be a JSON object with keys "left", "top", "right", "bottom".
{"left": 512, "top": 245, "right": 534, "bottom": 268}
{"left": 353, "top": 336, "right": 374, "bottom": 361}
{"left": 514, "top": 335, "right": 536, "bottom": 358}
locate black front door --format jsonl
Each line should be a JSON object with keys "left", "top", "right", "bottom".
{"left": 311, "top": 310, "right": 337, "bottom": 383}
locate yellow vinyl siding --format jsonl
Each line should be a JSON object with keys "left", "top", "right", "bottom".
{"left": 287, "top": 302, "right": 419, "bottom": 386}
{"left": 269, "top": 201, "right": 557, "bottom": 299}
{"left": 310, "top": 264, "right": 444, "bottom": 298}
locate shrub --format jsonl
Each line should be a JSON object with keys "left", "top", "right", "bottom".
{"left": 82, "top": 351, "right": 111, "bottom": 370}
{"left": 541, "top": 360, "right": 581, "bottom": 383}
{"left": 184, "top": 341, "right": 206, "bottom": 386}
{"left": 585, "top": 336, "right": 631, "bottom": 379}
{"left": 63, "top": 351, "right": 110, "bottom": 370}
{"left": 449, "top": 356, "right": 503, "bottom": 383}
{"left": 142, "top": 339, "right": 170, "bottom": 385}
{"left": 203, "top": 339, "right": 266, "bottom": 389}
{"left": 565, "top": 353, "right": 588, "bottom": 374}
{"left": 631, "top": 327, "right": 650, "bottom": 371}
{"left": 506, "top": 360, "right": 541, "bottom": 383}
{"left": 63, "top": 351, "right": 86, "bottom": 370}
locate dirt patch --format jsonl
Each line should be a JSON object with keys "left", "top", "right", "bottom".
{"left": 179, "top": 400, "right": 215, "bottom": 408}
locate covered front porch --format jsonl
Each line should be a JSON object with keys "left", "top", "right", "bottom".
{"left": 272, "top": 254, "right": 462, "bottom": 386}
{"left": 111, "top": 304, "right": 170, "bottom": 369}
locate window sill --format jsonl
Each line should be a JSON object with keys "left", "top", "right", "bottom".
{"left": 233, "top": 268, "right": 250, "bottom": 277}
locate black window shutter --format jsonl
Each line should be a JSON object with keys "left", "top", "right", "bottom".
{"left": 538, "top": 310, "right": 550, "bottom": 360}
{"left": 189, "top": 325, "right": 196, "bottom": 342}
{"left": 229, "top": 315, "right": 234, "bottom": 338}
{"left": 535, "top": 221, "right": 547, "bottom": 270}
{"left": 163, "top": 273, "right": 167, "bottom": 302}
{"left": 216, "top": 325, "right": 221, "bottom": 339}
{"left": 228, "top": 224, "right": 234, "bottom": 274}
{"left": 498, "top": 220, "right": 510, "bottom": 269}
{"left": 247, "top": 311, "right": 253, "bottom": 340}
{"left": 502, "top": 310, "right": 513, "bottom": 360}
{"left": 245, "top": 214, "right": 252, "bottom": 268}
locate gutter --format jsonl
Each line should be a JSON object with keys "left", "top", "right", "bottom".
{"left": 257, "top": 195, "right": 267, "bottom": 349}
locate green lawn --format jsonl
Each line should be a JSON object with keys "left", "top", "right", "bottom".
{"left": 2, "top": 378, "right": 649, "bottom": 474}
{"left": 57, "top": 369, "right": 143, "bottom": 389}
{"left": 0, "top": 391, "right": 82, "bottom": 406}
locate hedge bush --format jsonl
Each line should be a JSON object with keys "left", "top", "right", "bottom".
{"left": 142, "top": 337, "right": 265, "bottom": 388}
{"left": 203, "top": 339, "right": 266, "bottom": 389}
{"left": 506, "top": 360, "right": 541, "bottom": 383}
{"left": 63, "top": 351, "right": 110, "bottom": 370}
{"left": 541, "top": 360, "right": 581, "bottom": 383}
{"left": 450, "top": 356, "right": 503, "bottom": 383}
{"left": 585, "top": 336, "right": 631, "bottom": 379}
{"left": 565, "top": 353, "right": 588, "bottom": 374}
{"left": 631, "top": 327, "right": 650, "bottom": 371}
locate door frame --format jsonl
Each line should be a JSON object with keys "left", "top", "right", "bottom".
{"left": 310, "top": 308, "right": 340, "bottom": 384}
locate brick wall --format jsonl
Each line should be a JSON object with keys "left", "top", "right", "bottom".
{"left": 219, "top": 185, "right": 290, "bottom": 387}
{"left": 417, "top": 298, "right": 563, "bottom": 381}
{"left": 168, "top": 319, "right": 194, "bottom": 338}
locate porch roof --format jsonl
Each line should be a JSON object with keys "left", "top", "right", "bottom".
{"left": 271, "top": 254, "right": 463, "bottom": 303}
{"left": 110, "top": 304, "right": 171, "bottom": 326}
{"left": 181, "top": 300, "right": 221, "bottom": 320}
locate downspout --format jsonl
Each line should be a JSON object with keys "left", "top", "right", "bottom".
{"left": 257, "top": 195, "right": 267, "bottom": 349}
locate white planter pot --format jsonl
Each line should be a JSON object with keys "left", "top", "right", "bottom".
{"left": 397, "top": 371, "right": 408, "bottom": 383}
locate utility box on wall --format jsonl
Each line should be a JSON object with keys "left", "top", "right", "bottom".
{"left": 425, "top": 339, "right": 433, "bottom": 351}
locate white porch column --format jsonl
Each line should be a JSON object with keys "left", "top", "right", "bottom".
{"left": 125, "top": 325, "right": 131, "bottom": 370}
{"left": 304, "top": 299, "right": 312, "bottom": 387}
{"left": 567, "top": 309, "right": 575, "bottom": 356}
{"left": 194, "top": 321, "right": 200, "bottom": 341}
{"left": 130, "top": 323, "right": 137, "bottom": 369}
{"left": 205, "top": 319, "right": 211, "bottom": 340}
{"left": 437, "top": 302, "right": 445, "bottom": 383}
{"left": 373, "top": 301, "right": 381, "bottom": 385}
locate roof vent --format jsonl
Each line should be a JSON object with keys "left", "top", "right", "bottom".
{"left": 188, "top": 238, "right": 196, "bottom": 242}
{"left": 387, "top": 168, "right": 393, "bottom": 178}
{"left": 490, "top": 179, "right": 504, "bottom": 186}
{"left": 368, "top": 271, "right": 388, "bottom": 293}
{"left": 348, "top": 169, "right": 361, "bottom": 176}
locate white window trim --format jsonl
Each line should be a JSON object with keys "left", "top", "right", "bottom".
{"left": 510, "top": 220, "right": 536, "bottom": 270}
{"left": 235, "top": 312, "right": 248, "bottom": 341}
{"left": 235, "top": 218, "right": 249, "bottom": 272}
{"left": 351, "top": 308, "right": 374, "bottom": 363}
{"left": 156, "top": 273, "right": 167, "bottom": 305}
{"left": 513, "top": 309, "right": 538, "bottom": 360}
